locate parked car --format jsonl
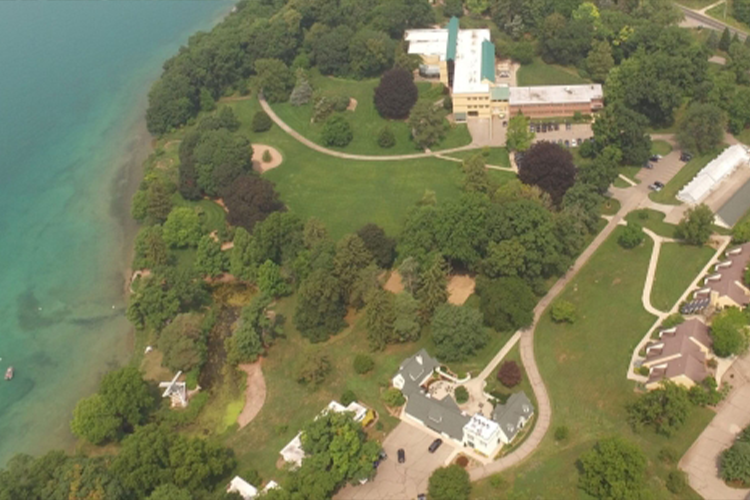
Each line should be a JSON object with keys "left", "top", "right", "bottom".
{"left": 502, "top": 121, "right": 507, "bottom": 127}
{"left": 680, "top": 152, "right": 693, "bottom": 162}
{"left": 541, "top": 125, "right": 547, "bottom": 133}
{"left": 650, "top": 154, "right": 662, "bottom": 162}
{"left": 565, "top": 122, "right": 572, "bottom": 130}
{"left": 570, "top": 139, "right": 577, "bottom": 147}
{"left": 428, "top": 438, "right": 443, "bottom": 453}
{"left": 649, "top": 181, "right": 665, "bottom": 191}
{"left": 530, "top": 125, "right": 535, "bottom": 133}
{"left": 554, "top": 123, "right": 560, "bottom": 131}
{"left": 642, "top": 162, "right": 653, "bottom": 169}
{"left": 564, "top": 140, "right": 570, "bottom": 147}
{"left": 397, "top": 448, "right": 405, "bottom": 463}
{"left": 417, "top": 494, "right": 426, "bottom": 500}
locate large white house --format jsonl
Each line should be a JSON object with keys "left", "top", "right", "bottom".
{"left": 394, "top": 350, "right": 534, "bottom": 457}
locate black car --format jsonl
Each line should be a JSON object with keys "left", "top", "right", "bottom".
{"left": 417, "top": 495, "right": 426, "bottom": 500}
{"left": 397, "top": 448, "right": 405, "bottom": 463}
{"left": 650, "top": 155, "right": 661, "bottom": 162}
{"left": 554, "top": 123, "right": 560, "bottom": 131}
{"left": 680, "top": 152, "right": 693, "bottom": 162}
{"left": 428, "top": 438, "right": 443, "bottom": 453}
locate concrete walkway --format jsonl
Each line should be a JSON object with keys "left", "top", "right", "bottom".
{"left": 641, "top": 228, "right": 674, "bottom": 318}
{"left": 681, "top": 352, "right": 750, "bottom": 500}
{"left": 258, "top": 94, "right": 480, "bottom": 161}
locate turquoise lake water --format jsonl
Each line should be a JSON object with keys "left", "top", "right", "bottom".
{"left": 0, "top": 0, "right": 231, "bottom": 464}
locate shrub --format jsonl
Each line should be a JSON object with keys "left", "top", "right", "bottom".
{"left": 322, "top": 115, "right": 353, "bottom": 147}
{"left": 290, "top": 73, "right": 313, "bottom": 106}
{"left": 551, "top": 300, "right": 576, "bottom": 323}
{"left": 454, "top": 386, "right": 469, "bottom": 404}
{"left": 262, "top": 149, "right": 272, "bottom": 162}
{"left": 659, "top": 446, "right": 678, "bottom": 464}
{"left": 619, "top": 223, "right": 645, "bottom": 249}
{"left": 341, "top": 390, "right": 357, "bottom": 406}
{"left": 554, "top": 425, "right": 570, "bottom": 441}
{"left": 353, "top": 354, "right": 375, "bottom": 374}
{"left": 252, "top": 111, "right": 272, "bottom": 133}
{"left": 666, "top": 470, "right": 688, "bottom": 494}
{"left": 662, "top": 313, "right": 685, "bottom": 329}
{"left": 378, "top": 126, "right": 396, "bottom": 149}
{"left": 443, "top": 95, "right": 453, "bottom": 112}
{"left": 382, "top": 387, "right": 406, "bottom": 407}
{"left": 637, "top": 366, "right": 650, "bottom": 376}
{"left": 489, "top": 475, "right": 507, "bottom": 489}
{"left": 311, "top": 92, "right": 350, "bottom": 122}
{"left": 374, "top": 68, "right": 419, "bottom": 119}
{"left": 296, "top": 354, "right": 332, "bottom": 387}
{"left": 721, "top": 441, "right": 750, "bottom": 484}
{"left": 497, "top": 361, "right": 522, "bottom": 388}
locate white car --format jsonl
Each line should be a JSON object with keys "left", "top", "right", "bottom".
{"left": 570, "top": 139, "right": 577, "bottom": 147}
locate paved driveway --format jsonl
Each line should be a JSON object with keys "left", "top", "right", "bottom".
{"left": 335, "top": 421, "right": 455, "bottom": 500}
{"left": 680, "top": 353, "right": 750, "bottom": 500}
{"left": 635, "top": 146, "right": 683, "bottom": 193}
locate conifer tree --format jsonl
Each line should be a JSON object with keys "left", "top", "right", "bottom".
{"left": 720, "top": 28, "right": 732, "bottom": 52}
{"left": 416, "top": 255, "right": 449, "bottom": 323}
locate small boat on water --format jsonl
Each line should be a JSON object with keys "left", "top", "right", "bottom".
{"left": 5, "top": 367, "right": 13, "bottom": 381}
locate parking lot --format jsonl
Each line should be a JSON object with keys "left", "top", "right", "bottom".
{"left": 334, "top": 421, "right": 455, "bottom": 500}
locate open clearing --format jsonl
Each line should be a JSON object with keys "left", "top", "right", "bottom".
{"left": 651, "top": 243, "right": 716, "bottom": 312}
{"left": 516, "top": 58, "right": 589, "bottom": 87}
{"left": 270, "top": 74, "right": 472, "bottom": 156}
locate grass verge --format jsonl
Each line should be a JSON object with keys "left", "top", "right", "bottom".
{"left": 516, "top": 58, "right": 589, "bottom": 86}
{"left": 651, "top": 243, "right": 716, "bottom": 312}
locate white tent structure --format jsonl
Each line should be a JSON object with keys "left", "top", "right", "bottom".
{"left": 227, "top": 476, "right": 279, "bottom": 500}
{"left": 677, "top": 145, "right": 750, "bottom": 205}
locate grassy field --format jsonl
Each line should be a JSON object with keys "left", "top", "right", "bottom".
{"left": 447, "top": 147, "right": 511, "bottom": 168}
{"left": 625, "top": 209, "right": 678, "bottom": 239}
{"left": 707, "top": 2, "right": 750, "bottom": 33}
{"left": 470, "top": 227, "right": 714, "bottom": 500}
{"left": 270, "top": 74, "right": 472, "bottom": 156}
{"left": 651, "top": 243, "right": 716, "bottom": 311}
{"left": 516, "top": 58, "right": 589, "bottom": 86}
{"left": 221, "top": 95, "right": 474, "bottom": 239}
{"left": 652, "top": 140, "right": 673, "bottom": 157}
{"left": 649, "top": 145, "right": 727, "bottom": 205}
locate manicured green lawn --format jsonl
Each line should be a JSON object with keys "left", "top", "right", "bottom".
{"left": 619, "top": 165, "right": 642, "bottom": 183}
{"left": 613, "top": 176, "right": 632, "bottom": 188}
{"left": 652, "top": 140, "right": 673, "bottom": 157}
{"left": 516, "top": 58, "right": 589, "bottom": 86}
{"left": 651, "top": 243, "right": 716, "bottom": 312}
{"left": 270, "top": 74, "right": 472, "bottom": 156}
{"left": 225, "top": 96, "right": 471, "bottom": 239}
{"left": 483, "top": 342, "right": 537, "bottom": 409}
{"left": 649, "top": 145, "right": 727, "bottom": 205}
{"left": 601, "top": 198, "right": 620, "bottom": 215}
{"left": 626, "top": 209, "right": 679, "bottom": 239}
{"left": 470, "top": 227, "right": 714, "bottom": 500}
{"left": 447, "top": 147, "right": 511, "bottom": 168}
{"left": 225, "top": 296, "right": 430, "bottom": 481}
{"left": 707, "top": 2, "right": 750, "bottom": 33}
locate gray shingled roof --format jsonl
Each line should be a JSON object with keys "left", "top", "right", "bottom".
{"left": 492, "top": 392, "right": 533, "bottom": 441}
{"left": 405, "top": 393, "right": 470, "bottom": 441}
{"left": 397, "top": 348, "right": 440, "bottom": 396}
{"left": 717, "top": 178, "right": 750, "bottom": 227}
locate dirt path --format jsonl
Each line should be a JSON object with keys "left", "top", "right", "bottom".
{"left": 252, "top": 144, "right": 283, "bottom": 173}
{"left": 258, "top": 94, "right": 478, "bottom": 161}
{"left": 237, "top": 361, "right": 267, "bottom": 429}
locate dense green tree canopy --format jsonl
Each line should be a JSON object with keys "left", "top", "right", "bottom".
{"left": 221, "top": 175, "right": 285, "bottom": 232}
{"left": 711, "top": 307, "right": 749, "bottom": 357}
{"left": 158, "top": 313, "right": 206, "bottom": 373}
{"left": 431, "top": 303, "right": 488, "bottom": 361}
{"left": 676, "top": 204, "right": 714, "bottom": 246}
{"left": 677, "top": 103, "right": 726, "bottom": 155}
{"left": 408, "top": 100, "right": 446, "bottom": 149}
{"left": 163, "top": 207, "right": 203, "bottom": 248}
{"left": 627, "top": 381, "right": 692, "bottom": 436}
{"left": 428, "top": 465, "right": 471, "bottom": 500}
{"left": 578, "top": 437, "right": 647, "bottom": 500}
{"left": 506, "top": 114, "right": 534, "bottom": 152}
{"left": 476, "top": 276, "right": 537, "bottom": 331}
{"left": 374, "top": 68, "right": 419, "bottom": 119}
{"left": 518, "top": 141, "right": 576, "bottom": 205}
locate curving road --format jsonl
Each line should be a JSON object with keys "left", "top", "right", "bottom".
{"left": 258, "top": 94, "right": 479, "bottom": 161}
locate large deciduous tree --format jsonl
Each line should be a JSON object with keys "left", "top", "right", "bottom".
{"left": 195, "top": 234, "right": 226, "bottom": 277}
{"left": 431, "top": 304, "right": 488, "bottom": 361}
{"left": 221, "top": 175, "right": 284, "bottom": 232}
{"left": 294, "top": 269, "right": 347, "bottom": 342}
{"left": 677, "top": 103, "right": 726, "bottom": 155}
{"left": 711, "top": 307, "right": 749, "bottom": 357}
{"left": 408, "top": 100, "right": 446, "bottom": 149}
{"left": 163, "top": 207, "right": 203, "bottom": 248}
{"left": 349, "top": 29, "right": 395, "bottom": 78}
{"left": 592, "top": 102, "right": 652, "bottom": 165}
{"left": 506, "top": 114, "right": 535, "bottom": 152}
{"left": 518, "top": 141, "right": 576, "bottom": 205}
{"left": 255, "top": 58, "right": 294, "bottom": 103}
{"left": 585, "top": 40, "right": 614, "bottom": 83}
{"left": 627, "top": 381, "right": 692, "bottom": 436}
{"left": 475, "top": 276, "right": 537, "bottom": 331}
{"left": 578, "top": 437, "right": 647, "bottom": 500}
{"left": 428, "top": 465, "right": 471, "bottom": 500}
{"left": 676, "top": 204, "right": 714, "bottom": 246}
{"left": 374, "top": 68, "right": 419, "bottom": 119}
{"left": 357, "top": 223, "right": 396, "bottom": 268}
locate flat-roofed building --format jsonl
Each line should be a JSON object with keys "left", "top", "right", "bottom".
{"left": 405, "top": 17, "right": 603, "bottom": 123}
{"left": 509, "top": 85, "right": 603, "bottom": 118}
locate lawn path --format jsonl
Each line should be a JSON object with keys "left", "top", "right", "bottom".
{"left": 640, "top": 228, "right": 675, "bottom": 318}
{"left": 237, "top": 362, "right": 267, "bottom": 429}
{"left": 258, "top": 94, "right": 479, "bottom": 161}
